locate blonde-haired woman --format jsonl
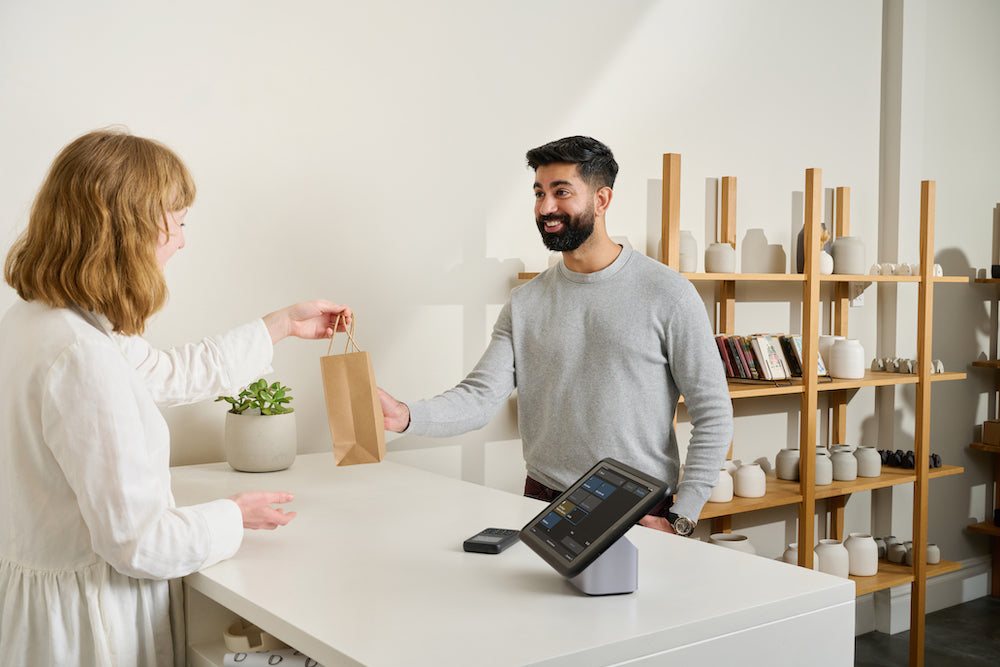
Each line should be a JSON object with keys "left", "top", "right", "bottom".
{"left": 0, "top": 129, "right": 352, "bottom": 665}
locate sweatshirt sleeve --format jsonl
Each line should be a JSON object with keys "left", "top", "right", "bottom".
{"left": 41, "top": 341, "right": 243, "bottom": 579}
{"left": 114, "top": 320, "right": 274, "bottom": 408}
{"left": 665, "top": 282, "right": 735, "bottom": 521}
{"left": 407, "top": 302, "right": 517, "bottom": 437}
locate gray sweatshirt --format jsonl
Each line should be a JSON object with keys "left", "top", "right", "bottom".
{"left": 407, "top": 247, "right": 734, "bottom": 521}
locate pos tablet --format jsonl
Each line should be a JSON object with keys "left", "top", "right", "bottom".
{"left": 519, "top": 458, "right": 672, "bottom": 578}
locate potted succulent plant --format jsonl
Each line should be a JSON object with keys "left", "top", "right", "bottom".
{"left": 216, "top": 379, "right": 296, "bottom": 472}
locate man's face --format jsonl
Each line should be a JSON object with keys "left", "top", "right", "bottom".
{"left": 533, "top": 163, "right": 596, "bottom": 252}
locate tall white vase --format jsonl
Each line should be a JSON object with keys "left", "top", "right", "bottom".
{"left": 678, "top": 231, "right": 698, "bottom": 273}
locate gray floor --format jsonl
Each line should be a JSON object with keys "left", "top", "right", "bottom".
{"left": 854, "top": 595, "right": 1000, "bottom": 666}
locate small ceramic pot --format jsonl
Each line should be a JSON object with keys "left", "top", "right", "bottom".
{"left": 782, "top": 543, "right": 798, "bottom": 564}
{"left": 832, "top": 236, "right": 866, "bottom": 275}
{"left": 831, "top": 448, "right": 858, "bottom": 481}
{"left": 926, "top": 543, "right": 941, "bottom": 565}
{"left": 819, "top": 250, "right": 834, "bottom": 274}
{"left": 678, "top": 231, "right": 697, "bottom": 272}
{"left": 705, "top": 243, "right": 736, "bottom": 273}
{"left": 709, "top": 533, "right": 756, "bottom": 554}
{"left": 733, "top": 463, "right": 766, "bottom": 498}
{"left": 887, "top": 542, "right": 908, "bottom": 564}
{"left": 708, "top": 467, "right": 734, "bottom": 503}
{"left": 775, "top": 448, "right": 800, "bottom": 481}
{"left": 225, "top": 411, "right": 297, "bottom": 473}
{"left": 815, "top": 451, "right": 833, "bottom": 486}
{"left": 844, "top": 533, "right": 879, "bottom": 576}
{"left": 828, "top": 339, "right": 865, "bottom": 379}
{"left": 814, "top": 539, "right": 850, "bottom": 578}
{"left": 854, "top": 446, "right": 882, "bottom": 477}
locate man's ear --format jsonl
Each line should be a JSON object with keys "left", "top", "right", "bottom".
{"left": 594, "top": 186, "right": 613, "bottom": 216}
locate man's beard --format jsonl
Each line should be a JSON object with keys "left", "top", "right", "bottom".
{"left": 536, "top": 207, "right": 595, "bottom": 252}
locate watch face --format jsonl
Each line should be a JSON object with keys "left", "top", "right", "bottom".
{"left": 673, "top": 517, "right": 694, "bottom": 536}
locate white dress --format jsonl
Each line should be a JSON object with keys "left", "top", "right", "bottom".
{"left": 0, "top": 300, "right": 274, "bottom": 666}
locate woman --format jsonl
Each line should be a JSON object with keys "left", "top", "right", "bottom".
{"left": 0, "top": 129, "right": 352, "bottom": 665}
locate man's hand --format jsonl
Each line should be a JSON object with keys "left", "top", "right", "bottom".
{"left": 638, "top": 514, "right": 675, "bottom": 533}
{"left": 229, "top": 491, "right": 297, "bottom": 530}
{"left": 377, "top": 387, "right": 411, "bottom": 432}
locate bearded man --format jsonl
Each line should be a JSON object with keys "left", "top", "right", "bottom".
{"left": 378, "top": 136, "right": 733, "bottom": 536}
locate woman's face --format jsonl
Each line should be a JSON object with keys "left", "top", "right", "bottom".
{"left": 155, "top": 208, "right": 187, "bottom": 268}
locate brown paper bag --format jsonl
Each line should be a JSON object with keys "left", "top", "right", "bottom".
{"left": 320, "top": 315, "right": 386, "bottom": 465}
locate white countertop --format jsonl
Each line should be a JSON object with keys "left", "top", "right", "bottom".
{"left": 172, "top": 453, "right": 855, "bottom": 666}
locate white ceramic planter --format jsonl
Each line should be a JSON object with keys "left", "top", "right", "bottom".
{"left": 705, "top": 242, "right": 736, "bottom": 273}
{"left": 828, "top": 339, "right": 865, "bottom": 379}
{"left": 775, "top": 448, "right": 800, "bottom": 481}
{"left": 831, "top": 448, "right": 858, "bottom": 481}
{"left": 815, "top": 451, "right": 833, "bottom": 486}
{"left": 832, "top": 236, "right": 866, "bottom": 275}
{"left": 814, "top": 539, "right": 850, "bottom": 578}
{"left": 854, "top": 446, "right": 882, "bottom": 477}
{"left": 844, "top": 533, "right": 879, "bottom": 576}
{"left": 709, "top": 533, "right": 756, "bottom": 554}
{"left": 225, "top": 411, "right": 297, "bottom": 472}
{"left": 733, "top": 463, "right": 766, "bottom": 498}
{"left": 707, "top": 467, "right": 734, "bottom": 503}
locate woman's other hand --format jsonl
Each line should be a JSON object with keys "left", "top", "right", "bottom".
{"left": 229, "top": 491, "right": 297, "bottom": 530}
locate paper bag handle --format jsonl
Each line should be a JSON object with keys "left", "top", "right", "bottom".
{"left": 327, "top": 314, "right": 361, "bottom": 355}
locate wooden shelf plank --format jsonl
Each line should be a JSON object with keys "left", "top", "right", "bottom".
{"left": 851, "top": 559, "right": 962, "bottom": 597}
{"left": 970, "top": 442, "right": 1000, "bottom": 454}
{"left": 696, "top": 466, "right": 962, "bottom": 520}
{"left": 966, "top": 521, "right": 1000, "bottom": 538}
{"left": 683, "top": 371, "right": 967, "bottom": 402}
{"left": 971, "top": 360, "right": 1000, "bottom": 369}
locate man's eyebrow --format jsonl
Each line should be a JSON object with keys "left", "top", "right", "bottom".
{"left": 534, "top": 180, "right": 575, "bottom": 189}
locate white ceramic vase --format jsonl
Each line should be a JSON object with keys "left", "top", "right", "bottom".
{"left": 709, "top": 533, "right": 756, "bottom": 554}
{"left": 815, "top": 451, "right": 833, "bottom": 486}
{"left": 927, "top": 543, "right": 941, "bottom": 565}
{"left": 832, "top": 236, "right": 866, "bottom": 275}
{"left": 817, "top": 335, "right": 845, "bottom": 371}
{"left": 819, "top": 250, "right": 834, "bottom": 274}
{"left": 678, "top": 231, "right": 697, "bottom": 273}
{"left": 708, "top": 467, "right": 734, "bottom": 503}
{"left": 225, "top": 411, "right": 297, "bottom": 472}
{"left": 828, "top": 339, "right": 865, "bottom": 379}
{"left": 733, "top": 462, "right": 766, "bottom": 498}
{"left": 775, "top": 448, "right": 800, "bottom": 481}
{"left": 854, "top": 446, "right": 882, "bottom": 477}
{"left": 887, "top": 542, "right": 908, "bottom": 564}
{"left": 814, "top": 539, "right": 850, "bottom": 578}
{"left": 844, "top": 533, "right": 879, "bottom": 576}
{"left": 831, "top": 448, "right": 858, "bottom": 481}
{"left": 782, "top": 543, "right": 798, "bottom": 564}
{"left": 705, "top": 242, "right": 736, "bottom": 273}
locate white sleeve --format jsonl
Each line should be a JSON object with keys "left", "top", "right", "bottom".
{"left": 42, "top": 341, "right": 243, "bottom": 579}
{"left": 114, "top": 320, "right": 274, "bottom": 407}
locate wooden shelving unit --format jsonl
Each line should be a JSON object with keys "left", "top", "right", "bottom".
{"left": 660, "top": 154, "right": 967, "bottom": 667}
{"left": 968, "top": 277, "right": 1000, "bottom": 598}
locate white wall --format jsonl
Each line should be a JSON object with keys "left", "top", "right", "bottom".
{"left": 1, "top": 0, "right": 997, "bottom": 622}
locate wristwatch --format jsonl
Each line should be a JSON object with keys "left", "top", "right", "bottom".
{"left": 666, "top": 511, "right": 696, "bottom": 537}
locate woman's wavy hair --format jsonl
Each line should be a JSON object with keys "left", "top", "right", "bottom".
{"left": 4, "top": 128, "right": 195, "bottom": 335}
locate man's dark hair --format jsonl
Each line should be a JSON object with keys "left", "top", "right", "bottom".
{"left": 526, "top": 136, "right": 618, "bottom": 190}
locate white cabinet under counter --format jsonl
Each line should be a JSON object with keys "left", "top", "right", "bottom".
{"left": 172, "top": 453, "right": 855, "bottom": 666}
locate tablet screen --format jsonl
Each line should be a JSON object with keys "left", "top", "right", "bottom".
{"left": 519, "top": 458, "right": 671, "bottom": 578}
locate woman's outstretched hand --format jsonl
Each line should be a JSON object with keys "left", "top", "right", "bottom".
{"left": 229, "top": 491, "right": 297, "bottom": 530}
{"left": 263, "top": 300, "right": 353, "bottom": 344}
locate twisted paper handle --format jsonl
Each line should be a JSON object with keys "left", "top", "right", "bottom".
{"left": 327, "top": 313, "right": 360, "bottom": 355}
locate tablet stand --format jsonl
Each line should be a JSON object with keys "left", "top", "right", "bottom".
{"left": 567, "top": 536, "right": 637, "bottom": 595}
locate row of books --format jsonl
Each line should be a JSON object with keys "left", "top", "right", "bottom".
{"left": 715, "top": 334, "right": 828, "bottom": 381}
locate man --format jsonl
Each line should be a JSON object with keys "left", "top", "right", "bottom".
{"left": 379, "top": 136, "right": 733, "bottom": 535}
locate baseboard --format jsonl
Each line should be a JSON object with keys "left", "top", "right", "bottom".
{"left": 853, "top": 555, "right": 992, "bottom": 635}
